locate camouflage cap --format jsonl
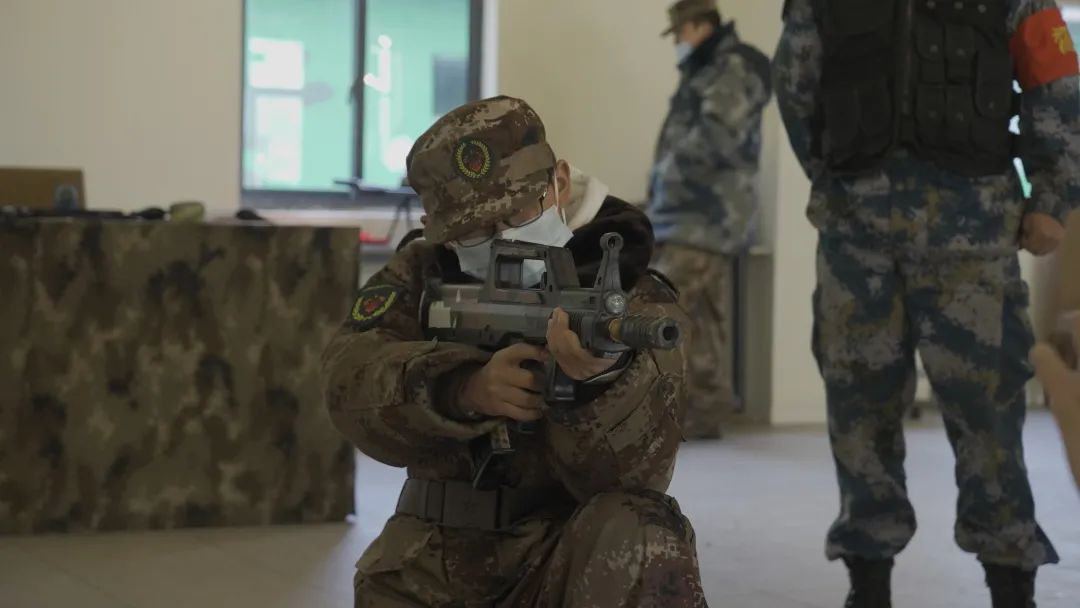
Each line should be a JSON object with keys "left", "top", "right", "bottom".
{"left": 662, "top": 0, "right": 718, "bottom": 36}
{"left": 407, "top": 96, "right": 556, "bottom": 244}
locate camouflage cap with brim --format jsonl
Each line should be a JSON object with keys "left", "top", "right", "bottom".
{"left": 661, "top": 0, "right": 718, "bottom": 36}
{"left": 407, "top": 96, "right": 557, "bottom": 244}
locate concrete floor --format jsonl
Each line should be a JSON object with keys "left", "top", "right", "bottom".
{"left": 1, "top": 412, "right": 1077, "bottom": 607}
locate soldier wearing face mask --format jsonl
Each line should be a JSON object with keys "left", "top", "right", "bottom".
{"left": 649, "top": 0, "right": 772, "bottom": 439}
{"left": 321, "top": 96, "right": 707, "bottom": 608}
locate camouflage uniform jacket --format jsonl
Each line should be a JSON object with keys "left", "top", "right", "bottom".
{"left": 648, "top": 22, "right": 774, "bottom": 255}
{"left": 775, "top": 0, "right": 1080, "bottom": 248}
{"left": 323, "top": 198, "right": 688, "bottom": 507}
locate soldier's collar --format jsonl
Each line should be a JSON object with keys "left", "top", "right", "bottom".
{"left": 680, "top": 21, "right": 737, "bottom": 73}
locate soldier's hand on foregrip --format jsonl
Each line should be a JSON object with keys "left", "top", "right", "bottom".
{"left": 1020, "top": 212, "right": 1066, "bottom": 257}
{"left": 1030, "top": 335, "right": 1080, "bottom": 490}
{"left": 459, "top": 344, "right": 547, "bottom": 422}
{"left": 547, "top": 308, "right": 619, "bottom": 381}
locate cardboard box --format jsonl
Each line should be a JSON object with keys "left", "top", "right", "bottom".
{"left": 1049, "top": 310, "right": 1079, "bottom": 371}
{"left": 0, "top": 167, "right": 85, "bottom": 210}
{"left": 1057, "top": 212, "right": 1080, "bottom": 316}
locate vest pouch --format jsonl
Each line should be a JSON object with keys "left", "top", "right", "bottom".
{"left": 915, "top": 19, "right": 946, "bottom": 84}
{"left": 946, "top": 85, "right": 975, "bottom": 148}
{"left": 975, "top": 51, "right": 1013, "bottom": 119}
{"left": 945, "top": 24, "right": 976, "bottom": 82}
{"left": 971, "top": 118, "right": 1012, "bottom": 154}
{"left": 973, "top": 47, "right": 1014, "bottom": 159}
{"left": 952, "top": 0, "right": 1001, "bottom": 29}
{"left": 916, "top": 84, "right": 946, "bottom": 146}
{"left": 825, "top": 0, "right": 895, "bottom": 36}
{"left": 974, "top": 84, "right": 1012, "bottom": 120}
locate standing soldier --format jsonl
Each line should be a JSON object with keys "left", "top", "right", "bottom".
{"left": 323, "top": 96, "right": 707, "bottom": 607}
{"left": 775, "top": 0, "right": 1079, "bottom": 606}
{"left": 648, "top": 0, "right": 773, "bottom": 439}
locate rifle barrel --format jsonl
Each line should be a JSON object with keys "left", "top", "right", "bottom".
{"left": 605, "top": 315, "right": 681, "bottom": 350}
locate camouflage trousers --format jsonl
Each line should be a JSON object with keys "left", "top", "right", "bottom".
{"left": 813, "top": 235, "right": 1059, "bottom": 570}
{"left": 354, "top": 490, "right": 708, "bottom": 607}
{"left": 652, "top": 244, "right": 735, "bottom": 439}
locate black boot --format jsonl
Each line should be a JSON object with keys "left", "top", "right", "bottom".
{"left": 984, "top": 564, "right": 1037, "bottom": 608}
{"left": 843, "top": 557, "right": 893, "bottom": 608}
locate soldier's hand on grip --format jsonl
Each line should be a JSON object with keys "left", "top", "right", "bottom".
{"left": 547, "top": 308, "right": 620, "bottom": 381}
{"left": 460, "top": 343, "right": 547, "bottom": 422}
{"left": 1021, "top": 212, "right": 1066, "bottom": 256}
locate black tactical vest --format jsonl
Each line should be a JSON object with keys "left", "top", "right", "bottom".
{"left": 812, "top": 0, "right": 1017, "bottom": 176}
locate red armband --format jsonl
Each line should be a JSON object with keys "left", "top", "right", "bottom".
{"left": 1011, "top": 8, "right": 1080, "bottom": 90}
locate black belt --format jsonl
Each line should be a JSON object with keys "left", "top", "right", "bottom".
{"left": 395, "top": 479, "right": 547, "bottom": 531}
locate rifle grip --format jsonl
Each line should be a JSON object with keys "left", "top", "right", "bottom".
{"left": 514, "top": 360, "right": 546, "bottom": 433}
{"left": 545, "top": 355, "right": 576, "bottom": 405}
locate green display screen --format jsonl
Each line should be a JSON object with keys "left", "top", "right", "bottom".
{"left": 243, "top": 0, "right": 472, "bottom": 192}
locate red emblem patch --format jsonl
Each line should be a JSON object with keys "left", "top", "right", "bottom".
{"left": 350, "top": 285, "right": 401, "bottom": 331}
{"left": 1011, "top": 8, "right": 1080, "bottom": 90}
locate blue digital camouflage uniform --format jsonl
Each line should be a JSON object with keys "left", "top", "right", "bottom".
{"left": 648, "top": 22, "right": 772, "bottom": 438}
{"left": 775, "top": 0, "right": 1080, "bottom": 570}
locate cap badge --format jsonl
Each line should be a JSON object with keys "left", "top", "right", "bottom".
{"left": 454, "top": 139, "right": 493, "bottom": 180}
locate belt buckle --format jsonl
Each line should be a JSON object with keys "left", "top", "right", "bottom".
{"left": 443, "top": 482, "right": 498, "bottom": 529}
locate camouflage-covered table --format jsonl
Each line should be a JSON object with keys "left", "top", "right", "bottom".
{"left": 0, "top": 219, "right": 359, "bottom": 534}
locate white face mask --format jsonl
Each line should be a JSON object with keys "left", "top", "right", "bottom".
{"left": 502, "top": 204, "right": 574, "bottom": 286}
{"left": 452, "top": 239, "right": 494, "bottom": 282}
{"left": 675, "top": 41, "right": 693, "bottom": 64}
{"left": 452, "top": 180, "right": 573, "bottom": 286}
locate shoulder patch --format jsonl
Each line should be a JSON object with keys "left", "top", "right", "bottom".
{"left": 647, "top": 269, "right": 680, "bottom": 301}
{"left": 349, "top": 285, "right": 402, "bottom": 331}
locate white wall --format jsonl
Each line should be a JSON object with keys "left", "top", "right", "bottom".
{"left": 496, "top": 0, "right": 677, "bottom": 205}
{"left": 0, "top": 0, "right": 242, "bottom": 215}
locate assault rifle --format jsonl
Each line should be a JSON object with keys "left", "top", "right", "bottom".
{"left": 420, "top": 232, "right": 682, "bottom": 486}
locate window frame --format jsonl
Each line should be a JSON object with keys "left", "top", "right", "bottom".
{"left": 239, "top": 0, "right": 485, "bottom": 209}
